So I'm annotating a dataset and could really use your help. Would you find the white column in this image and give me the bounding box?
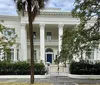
[40,24,45,63]
[93,49,97,60]
[0,49,3,61]
[83,51,86,60]
[97,49,100,60]
[14,45,17,61]
[20,24,27,61]
[58,24,64,53]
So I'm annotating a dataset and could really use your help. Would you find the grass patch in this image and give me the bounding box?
[0,82,52,85]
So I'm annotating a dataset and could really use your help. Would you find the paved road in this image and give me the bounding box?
[0,76,100,85]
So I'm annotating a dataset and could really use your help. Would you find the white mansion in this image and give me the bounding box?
[0,8,100,63]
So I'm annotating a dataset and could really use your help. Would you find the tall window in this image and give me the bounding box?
[4,49,14,61]
[91,51,94,59]
[33,32,36,39]
[17,49,19,60]
[0,48,3,60]
[11,49,14,60]
[46,32,52,40]
[34,50,37,62]
[0,49,1,58]
[86,49,94,59]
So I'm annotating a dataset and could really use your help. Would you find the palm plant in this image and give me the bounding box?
[14,0,48,84]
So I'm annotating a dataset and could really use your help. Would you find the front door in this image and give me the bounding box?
[47,54,52,63]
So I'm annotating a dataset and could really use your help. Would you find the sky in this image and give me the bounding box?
[0,0,75,15]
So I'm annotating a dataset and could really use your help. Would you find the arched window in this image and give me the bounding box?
[45,48,53,52]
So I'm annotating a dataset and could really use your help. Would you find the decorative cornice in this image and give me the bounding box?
[40,12,72,16]
[23,10,72,16]
[0,15,19,21]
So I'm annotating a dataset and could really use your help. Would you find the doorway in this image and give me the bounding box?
[45,48,54,63]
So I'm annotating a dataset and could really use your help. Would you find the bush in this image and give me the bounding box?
[0,61,46,75]
[70,60,100,75]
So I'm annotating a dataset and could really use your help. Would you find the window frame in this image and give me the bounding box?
[46,32,52,40]
[33,32,36,39]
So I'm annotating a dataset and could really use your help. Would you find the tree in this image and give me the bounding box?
[60,25,99,62]
[14,0,48,84]
[72,0,100,57]
[60,27,76,62]
[72,0,100,44]
[0,24,17,61]
[60,27,81,63]
[60,0,100,62]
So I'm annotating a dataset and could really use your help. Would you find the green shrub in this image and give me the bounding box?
[34,63,46,75]
[0,61,46,75]
[70,60,100,75]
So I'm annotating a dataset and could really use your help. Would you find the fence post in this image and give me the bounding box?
[46,62,50,75]
[66,63,70,74]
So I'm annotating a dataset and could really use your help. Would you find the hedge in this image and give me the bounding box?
[70,60,100,75]
[0,61,46,75]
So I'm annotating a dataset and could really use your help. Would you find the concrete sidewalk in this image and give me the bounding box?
[0,75,49,79]
[0,76,100,85]
[0,73,68,79]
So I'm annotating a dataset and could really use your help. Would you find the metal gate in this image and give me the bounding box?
[49,65,67,74]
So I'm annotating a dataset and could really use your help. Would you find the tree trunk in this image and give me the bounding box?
[27,0,34,84]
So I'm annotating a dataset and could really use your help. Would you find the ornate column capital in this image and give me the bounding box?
[58,24,64,28]
[39,23,45,28]
[20,23,26,27]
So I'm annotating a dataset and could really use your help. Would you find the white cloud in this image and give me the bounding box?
[0,0,75,15]
[0,0,17,15]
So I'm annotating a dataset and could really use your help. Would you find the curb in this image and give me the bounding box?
[0,75,49,79]
[68,74,100,79]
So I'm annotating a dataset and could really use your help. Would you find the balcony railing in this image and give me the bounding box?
[28,39,58,42]
[45,39,58,42]
[27,39,58,46]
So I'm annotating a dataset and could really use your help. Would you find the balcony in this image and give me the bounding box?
[45,39,58,46]
[27,39,58,46]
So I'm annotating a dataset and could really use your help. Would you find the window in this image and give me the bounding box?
[11,49,14,60]
[33,32,36,39]
[91,51,94,59]
[17,49,19,60]
[85,49,94,59]
[34,50,37,62]
[46,32,52,40]
[4,49,14,61]
[0,48,3,60]
[0,49,1,58]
